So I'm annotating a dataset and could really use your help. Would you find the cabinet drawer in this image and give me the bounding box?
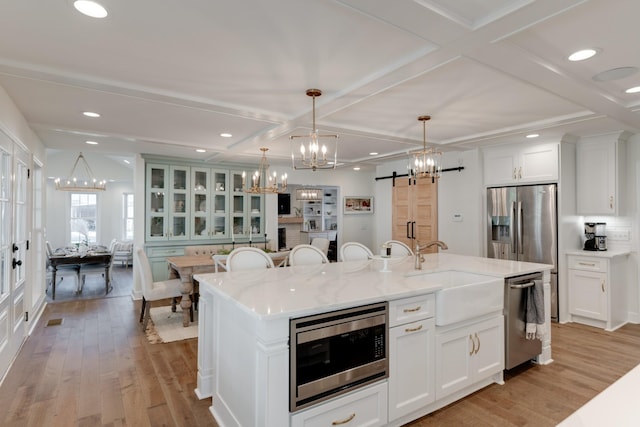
[568,256,607,272]
[389,294,435,327]
[147,246,185,257]
[291,382,387,427]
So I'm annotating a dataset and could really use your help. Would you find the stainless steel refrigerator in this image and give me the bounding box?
[487,184,558,321]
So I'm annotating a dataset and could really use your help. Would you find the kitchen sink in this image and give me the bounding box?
[404,270,503,326]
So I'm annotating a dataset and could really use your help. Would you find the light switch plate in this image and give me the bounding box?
[452,214,463,222]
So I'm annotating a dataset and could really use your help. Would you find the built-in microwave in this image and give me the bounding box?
[289,302,388,412]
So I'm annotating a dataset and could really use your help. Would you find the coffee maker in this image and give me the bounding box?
[583,222,597,250]
[595,222,607,251]
[584,222,607,251]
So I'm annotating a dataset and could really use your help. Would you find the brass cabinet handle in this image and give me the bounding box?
[512,168,517,180]
[332,413,356,425]
[403,306,422,313]
[610,196,614,210]
[474,333,480,355]
[518,166,522,179]
[469,334,475,355]
[601,280,605,293]
[578,262,596,267]
[405,324,423,333]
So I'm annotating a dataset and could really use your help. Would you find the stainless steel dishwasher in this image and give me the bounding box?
[504,272,543,370]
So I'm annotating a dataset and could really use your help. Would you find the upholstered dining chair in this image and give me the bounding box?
[339,242,374,261]
[135,248,189,331]
[226,247,275,272]
[384,240,414,256]
[310,237,330,256]
[289,244,329,266]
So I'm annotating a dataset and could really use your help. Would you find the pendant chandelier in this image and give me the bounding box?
[243,148,287,194]
[54,152,107,192]
[290,89,338,171]
[295,188,322,201]
[411,115,442,182]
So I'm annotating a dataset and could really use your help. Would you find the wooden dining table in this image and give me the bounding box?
[48,252,112,300]
[165,255,216,327]
[165,250,290,327]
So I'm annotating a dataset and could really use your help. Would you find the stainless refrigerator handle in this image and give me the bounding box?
[510,201,516,253]
[518,201,523,255]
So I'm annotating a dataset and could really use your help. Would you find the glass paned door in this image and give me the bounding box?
[212,170,228,239]
[191,167,210,239]
[170,166,189,239]
[146,165,167,240]
[0,139,29,380]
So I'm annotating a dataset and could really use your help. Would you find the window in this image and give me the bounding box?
[70,193,97,244]
[123,193,134,240]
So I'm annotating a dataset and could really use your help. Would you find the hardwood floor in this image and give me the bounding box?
[1,285,639,426]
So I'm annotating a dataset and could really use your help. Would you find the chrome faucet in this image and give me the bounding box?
[414,240,448,270]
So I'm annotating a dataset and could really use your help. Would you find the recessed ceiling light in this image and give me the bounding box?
[593,67,638,82]
[220,133,232,138]
[568,49,597,61]
[369,152,378,156]
[73,1,108,18]
[196,149,206,153]
[353,167,361,171]
[123,159,130,164]
[526,134,539,139]
[82,111,100,118]
[85,140,98,145]
[625,86,640,94]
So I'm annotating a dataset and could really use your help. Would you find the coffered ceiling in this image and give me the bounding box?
[0,0,638,170]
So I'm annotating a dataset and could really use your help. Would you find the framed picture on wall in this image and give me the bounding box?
[344,196,374,214]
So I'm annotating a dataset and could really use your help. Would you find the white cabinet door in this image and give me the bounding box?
[435,323,474,399]
[435,316,504,400]
[388,318,435,421]
[483,149,519,185]
[576,138,618,214]
[568,268,607,321]
[483,143,558,186]
[519,144,559,183]
[469,317,504,382]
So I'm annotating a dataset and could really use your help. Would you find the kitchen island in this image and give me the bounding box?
[194,253,552,427]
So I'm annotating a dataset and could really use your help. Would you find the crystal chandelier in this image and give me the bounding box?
[411,115,442,182]
[290,89,338,171]
[243,148,287,194]
[54,152,107,192]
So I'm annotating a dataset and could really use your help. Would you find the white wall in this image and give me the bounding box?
[374,149,483,256]
[45,151,134,249]
[283,168,377,250]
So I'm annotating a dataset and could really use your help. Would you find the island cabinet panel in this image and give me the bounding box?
[388,295,436,421]
[291,382,388,427]
[435,316,503,400]
[388,317,435,421]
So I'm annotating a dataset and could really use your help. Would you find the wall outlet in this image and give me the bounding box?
[609,230,630,241]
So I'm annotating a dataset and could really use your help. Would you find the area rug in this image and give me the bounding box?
[145,305,198,344]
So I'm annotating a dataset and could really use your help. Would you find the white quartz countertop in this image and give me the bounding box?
[558,362,640,426]
[565,249,631,258]
[194,253,552,320]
